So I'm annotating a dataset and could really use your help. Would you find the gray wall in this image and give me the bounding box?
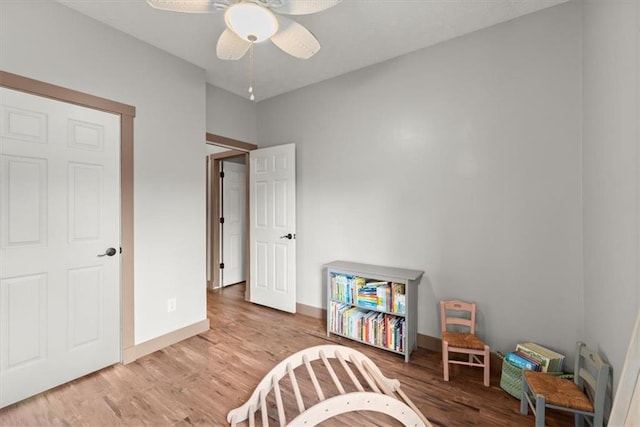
[5,0,637,398]
[258,2,583,360]
[582,0,640,389]
[206,84,258,144]
[0,0,208,345]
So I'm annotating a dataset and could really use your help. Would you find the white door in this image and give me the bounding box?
[0,88,121,407]
[249,143,296,313]
[221,161,246,286]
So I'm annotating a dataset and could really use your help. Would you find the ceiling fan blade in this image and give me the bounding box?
[272,0,341,16]
[216,28,252,60]
[270,16,320,59]
[146,0,228,13]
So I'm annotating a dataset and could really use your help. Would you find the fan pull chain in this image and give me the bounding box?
[248,42,256,102]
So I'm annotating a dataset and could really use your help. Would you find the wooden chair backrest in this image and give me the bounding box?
[574,341,610,415]
[440,300,476,335]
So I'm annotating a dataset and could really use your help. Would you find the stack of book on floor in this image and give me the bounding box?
[504,351,542,371]
[500,342,565,398]
[515,342,565,373]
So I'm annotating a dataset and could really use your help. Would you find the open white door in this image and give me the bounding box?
[0,88,120,407]
[249,143,296,313]
[221,161,246,286]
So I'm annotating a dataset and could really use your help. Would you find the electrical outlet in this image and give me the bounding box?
[167,298,176,313]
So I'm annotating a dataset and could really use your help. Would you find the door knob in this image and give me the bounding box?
[279,233,295,240]
[98,247,117,257]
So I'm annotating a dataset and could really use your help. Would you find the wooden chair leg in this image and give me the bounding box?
[535,394,546,427]
[442,343,449,381]
[575,413,583,427]
[520,376,529,415]
[483,346,490,387]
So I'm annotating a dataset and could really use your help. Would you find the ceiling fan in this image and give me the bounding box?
[146,0,341,61]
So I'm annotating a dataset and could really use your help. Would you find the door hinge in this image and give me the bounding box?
[220,217,225,224]
[219,263,225,269]
[220,171,225,178]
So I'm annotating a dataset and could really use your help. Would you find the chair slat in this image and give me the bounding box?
[248,404,255,427]
[320,350,346,395]
[580,368,597,391]
[303,354,325,401]
[260,389,268,427]
[286,362,306,413]
[336,351,365,392]
[362,360,395,397]
[350,354,381,393]
[272,375,286,427]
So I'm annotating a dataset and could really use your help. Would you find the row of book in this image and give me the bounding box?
[329,302,405,352]
[330,274,363,305]
[506,342,565,372]
[329,273,406,314]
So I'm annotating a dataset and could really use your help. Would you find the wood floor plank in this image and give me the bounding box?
[0,283,573,426]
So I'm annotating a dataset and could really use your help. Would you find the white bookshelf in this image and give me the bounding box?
[324,261,424,362]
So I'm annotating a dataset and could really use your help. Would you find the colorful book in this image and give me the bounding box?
[515,342,565,373]
[391,283,406,314]
[352,276,366,304]
[505,351,540,371]
[357,282,388,309]
[375,283,390,311]
[514,351,541,370]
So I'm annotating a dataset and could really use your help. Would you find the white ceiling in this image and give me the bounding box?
[56,0,569,101]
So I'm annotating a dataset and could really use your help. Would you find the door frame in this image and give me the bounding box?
[206,133,256,299]
[0,70,136,361]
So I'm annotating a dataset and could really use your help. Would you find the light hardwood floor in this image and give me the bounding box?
[0,283,573,426]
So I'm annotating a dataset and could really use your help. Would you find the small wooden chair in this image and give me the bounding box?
[440,300,490,387]
[520,341,610,427]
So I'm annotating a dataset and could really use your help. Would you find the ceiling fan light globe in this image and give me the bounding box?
[225,3,278,43]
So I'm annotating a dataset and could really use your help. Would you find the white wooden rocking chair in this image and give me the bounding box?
[227,344,432,427]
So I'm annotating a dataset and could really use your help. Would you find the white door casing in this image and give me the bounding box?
[221,161,246,286]
[250,143,296,313]
[0,88,121,407]
[609,308,640,426]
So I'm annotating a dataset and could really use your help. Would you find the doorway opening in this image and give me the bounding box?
[205,134,256,296]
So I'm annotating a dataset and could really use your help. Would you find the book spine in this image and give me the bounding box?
[516,344,550,372]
